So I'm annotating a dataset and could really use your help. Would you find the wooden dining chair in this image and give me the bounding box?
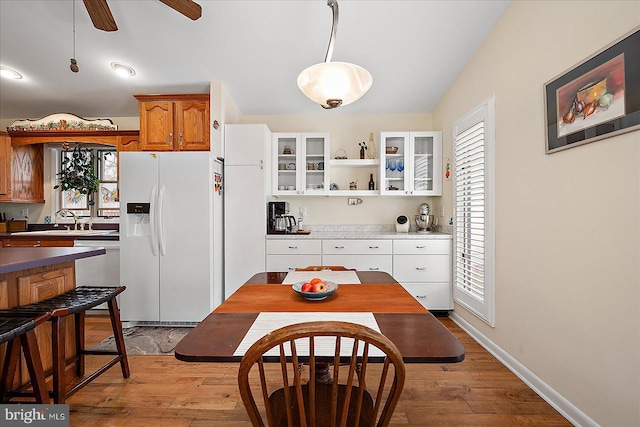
[296,265,356,271]
[238,321,406,427]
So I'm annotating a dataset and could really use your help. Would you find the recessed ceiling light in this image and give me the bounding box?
[110,62,136,78]
[0,65,23,80]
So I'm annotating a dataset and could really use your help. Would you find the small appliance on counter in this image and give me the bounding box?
[395,215,410,232]
[267,201,297,234]
[415,203,437,233]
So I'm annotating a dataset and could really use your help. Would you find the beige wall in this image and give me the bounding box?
[241,113,444,226]
[433,2,639,425]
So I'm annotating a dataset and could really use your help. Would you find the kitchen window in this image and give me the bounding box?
[453,95,495,326]
[56,146,119,219]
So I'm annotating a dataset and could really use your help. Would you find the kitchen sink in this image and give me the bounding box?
[11,229,116,236]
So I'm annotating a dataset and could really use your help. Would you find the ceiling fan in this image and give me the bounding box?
[82,0,202,32]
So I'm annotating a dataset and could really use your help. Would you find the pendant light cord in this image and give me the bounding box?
[324,0,338,63]
[72,0,76,58]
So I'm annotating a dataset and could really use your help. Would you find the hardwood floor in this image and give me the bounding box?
[67,314,572,426]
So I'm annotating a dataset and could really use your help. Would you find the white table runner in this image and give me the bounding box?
[282,271,361,284]
[233,312,383,357]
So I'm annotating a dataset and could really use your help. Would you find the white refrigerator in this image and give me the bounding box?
[119,152,223,325]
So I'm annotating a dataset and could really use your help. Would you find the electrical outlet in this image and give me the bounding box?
[21,208,29,218]
[348,198,358,205]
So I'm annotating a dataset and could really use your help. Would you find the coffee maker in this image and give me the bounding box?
[268,201,295,234]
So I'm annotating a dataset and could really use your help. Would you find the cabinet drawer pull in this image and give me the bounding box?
[334,246,344,249]
[369,246,379,249]
[368,267,379,271]
[288,246,298,249]
[416,295,427,299]
[416,267,427,271]
[288,267,296,271]
[416,245,426,249]
[168,132,173,145]
[178,132,183,146]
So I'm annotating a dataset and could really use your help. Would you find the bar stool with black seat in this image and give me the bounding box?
[0,312,53,403]
[0,286,130,403]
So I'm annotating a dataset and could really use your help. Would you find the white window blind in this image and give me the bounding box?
[453,96,495,326]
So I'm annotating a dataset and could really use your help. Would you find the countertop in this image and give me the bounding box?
[0,247,107,275]
[266,228,452,240]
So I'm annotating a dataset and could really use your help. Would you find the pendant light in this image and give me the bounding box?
[70,0,79,73]
[297,0,372,109]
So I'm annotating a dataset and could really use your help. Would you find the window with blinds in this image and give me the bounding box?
[453,96,495,326]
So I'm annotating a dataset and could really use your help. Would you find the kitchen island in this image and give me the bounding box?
[0,246,106,389]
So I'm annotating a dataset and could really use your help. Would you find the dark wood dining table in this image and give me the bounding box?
[175,271,465,364]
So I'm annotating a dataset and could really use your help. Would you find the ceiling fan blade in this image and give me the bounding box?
[159,0,202,21]
[83,0,118,32]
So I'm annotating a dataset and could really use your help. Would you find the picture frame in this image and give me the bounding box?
[544,26,640,154]
[61,189,88,210]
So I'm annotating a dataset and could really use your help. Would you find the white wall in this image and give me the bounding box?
[242,113,444,226]
[433,2,639,425]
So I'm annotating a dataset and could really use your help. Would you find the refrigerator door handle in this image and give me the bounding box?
[149,186,158,256]
[158,185,167,256]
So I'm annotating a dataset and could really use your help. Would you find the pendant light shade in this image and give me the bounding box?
[298,61,372,109]
[297,0,372,109]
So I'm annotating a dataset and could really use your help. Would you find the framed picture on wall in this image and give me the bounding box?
[544,26,640,154]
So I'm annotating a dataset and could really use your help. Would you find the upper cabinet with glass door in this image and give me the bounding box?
[273,133,330,196]
[379,131,442,196]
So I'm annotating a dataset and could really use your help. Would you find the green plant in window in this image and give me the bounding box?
[54,143,100,195]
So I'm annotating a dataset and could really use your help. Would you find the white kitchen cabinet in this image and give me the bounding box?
[393,238,452,310]
[272,133,330,196]
[266,239,322,272]
[379,131,442,196]
[321,239,392,273]
[225,124,271,299]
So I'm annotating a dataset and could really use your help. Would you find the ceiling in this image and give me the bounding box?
[0,0,510,122]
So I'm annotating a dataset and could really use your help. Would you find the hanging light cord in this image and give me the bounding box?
[72,0,76,58]
[324,0,338,63]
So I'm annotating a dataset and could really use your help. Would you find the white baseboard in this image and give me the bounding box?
[449,312,598,427]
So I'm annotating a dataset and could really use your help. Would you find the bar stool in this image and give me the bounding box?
[0,312,52,403]
[1,286,130,403]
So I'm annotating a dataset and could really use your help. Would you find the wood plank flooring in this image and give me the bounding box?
[67,314,572,426]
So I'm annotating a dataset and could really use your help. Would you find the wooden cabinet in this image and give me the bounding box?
[0,136,44,203]
[379,131,442,196]
[1,238,74,248]
[135,94,210,152]
[272,133,330,195]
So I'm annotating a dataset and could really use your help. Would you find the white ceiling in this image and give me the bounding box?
[0,0,510,121]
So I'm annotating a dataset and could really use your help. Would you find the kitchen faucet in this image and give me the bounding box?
[55,209,79,230]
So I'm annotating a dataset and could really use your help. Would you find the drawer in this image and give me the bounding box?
[393,254,450,282]
[266,254,322,272]
[400,282,452,310]
[322,239,392,255]
[322,254,393,274]
[393,239,451,255]
[266,239,322,255]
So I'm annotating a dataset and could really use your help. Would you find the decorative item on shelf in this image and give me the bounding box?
[349,180,358,190]
[367,132,376,159]
[296,0,372,109]
[386,146,398,154]
[358,141,367,159]
[368,173,375,190]
[7,113,117,131]
[283,145,292,154]
[330,183,339,190]
[334,149,347,159]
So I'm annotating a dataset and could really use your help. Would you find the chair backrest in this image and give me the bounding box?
[296,266,356,271]
[238,321,406,427]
